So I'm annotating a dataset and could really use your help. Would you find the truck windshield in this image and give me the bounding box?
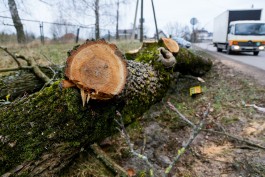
[235,23,265,35]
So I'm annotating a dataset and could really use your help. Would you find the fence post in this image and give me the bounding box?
[76,27,80,43]
[39,22,44,45]
[108,30,111,41]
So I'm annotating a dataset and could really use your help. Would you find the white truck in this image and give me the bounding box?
[213,9,265,56]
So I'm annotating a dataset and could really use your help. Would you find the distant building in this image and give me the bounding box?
[196,28,213,42]
[60,33,76,42]
[154,30,167,39]
[118,29,137,39]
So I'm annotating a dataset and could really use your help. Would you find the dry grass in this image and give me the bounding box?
[0,40,141,69]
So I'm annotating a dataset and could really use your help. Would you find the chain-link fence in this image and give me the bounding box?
[0,15,121,45]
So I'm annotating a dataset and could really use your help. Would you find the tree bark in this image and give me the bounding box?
[95,0,100,39]
[0,41,173,176]
[125,40,212,76]
[115,0,120,40]
[8,0,26,44]
[0,66,62,100]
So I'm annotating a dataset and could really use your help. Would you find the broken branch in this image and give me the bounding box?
[90,143,127,176]
[204,129,265,150]
[164,102,211,176]
[115,111,155,177]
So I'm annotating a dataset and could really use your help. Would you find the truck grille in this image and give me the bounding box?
[238,41,260,47]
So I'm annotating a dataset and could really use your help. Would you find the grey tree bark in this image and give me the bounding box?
[8,0,26,44]
[95,0,100,39]
[115,0,119,40]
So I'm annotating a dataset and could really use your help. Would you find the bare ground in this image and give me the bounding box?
[64,49,265,177]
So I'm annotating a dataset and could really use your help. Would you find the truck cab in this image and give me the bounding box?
[227,21,265,55]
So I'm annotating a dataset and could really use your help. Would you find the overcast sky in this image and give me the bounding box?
[0,0,265,38]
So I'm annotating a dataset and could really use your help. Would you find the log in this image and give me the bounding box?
[0,66,63,100]
[0,39,212,176]
[0,40,172,176]
[125,39,212,76]
[0,39,212,101]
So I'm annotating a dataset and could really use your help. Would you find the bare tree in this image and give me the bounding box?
[181,25,191,40]
[115,0,120,40]
[164,22,191,40]
[114,0,130,40]
[94,0,100,39]
[50,14,75,41]
[61,0,101,39]
[7,0,26,43]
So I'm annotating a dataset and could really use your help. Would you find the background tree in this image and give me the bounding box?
[50,15,75,41]
[165,22,191,40]
[66,0,101,39]
[114,0,129,40]
[7,0,26,43]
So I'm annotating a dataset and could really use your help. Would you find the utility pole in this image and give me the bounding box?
[140,0,144,42]
[151,0,159,41]
[39,22,44,45]
[131,0,139,40]
[76,27,80,43]
[116,0,120,40]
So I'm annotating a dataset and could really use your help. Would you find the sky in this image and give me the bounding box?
[0,0,265,38]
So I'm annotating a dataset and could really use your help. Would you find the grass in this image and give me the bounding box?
[0,40,142,67]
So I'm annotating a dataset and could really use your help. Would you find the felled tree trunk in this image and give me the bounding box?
[0,39,212,101]
[0,66,62,100]
[125,38,212,76]
[0,39,212,176]
[0,40,172,176]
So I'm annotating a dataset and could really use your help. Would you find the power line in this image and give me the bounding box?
[0,15,94,29]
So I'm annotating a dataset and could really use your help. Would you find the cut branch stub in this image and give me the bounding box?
[161,37,179,54]
[64,40,127,105]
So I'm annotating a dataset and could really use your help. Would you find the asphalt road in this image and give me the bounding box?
[194,42,265,85]
[195,42,265,71]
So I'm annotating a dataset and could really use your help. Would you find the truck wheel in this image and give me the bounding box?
[217,48,222,52]
[226,46,232,55]
[253,51,259,56]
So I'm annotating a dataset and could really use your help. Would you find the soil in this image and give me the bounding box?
[64,49,265,177]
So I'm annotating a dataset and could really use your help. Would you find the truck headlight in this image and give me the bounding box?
[234,45,240,50]
[259,46,265,50]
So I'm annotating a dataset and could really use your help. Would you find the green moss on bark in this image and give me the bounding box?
[0,59,170,175]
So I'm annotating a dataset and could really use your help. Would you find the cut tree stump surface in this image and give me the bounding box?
[65,40,127,100]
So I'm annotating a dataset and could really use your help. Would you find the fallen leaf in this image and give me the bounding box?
[127,168,136,177]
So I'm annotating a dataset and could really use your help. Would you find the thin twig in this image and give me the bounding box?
[0,46,22,68]
[115,111,154,177]
[179,74,205,83]
[0,66,32,72]
[40,52,56,65]
[164,102,211,177]
[141,133,147,154]
[40,66,56,90]
[0,47,52,86]
[90,143,128,176]
[167,101,196,128]
[204,129,265,150]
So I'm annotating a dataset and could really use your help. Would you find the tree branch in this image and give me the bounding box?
[90,143,128,176]
[115,111,155,177]
[0,46,22,68]
[164,102,211,176]
[0,47,53,85]
[204,129,265,150]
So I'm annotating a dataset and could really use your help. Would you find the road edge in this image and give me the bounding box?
[194,44,265,86]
